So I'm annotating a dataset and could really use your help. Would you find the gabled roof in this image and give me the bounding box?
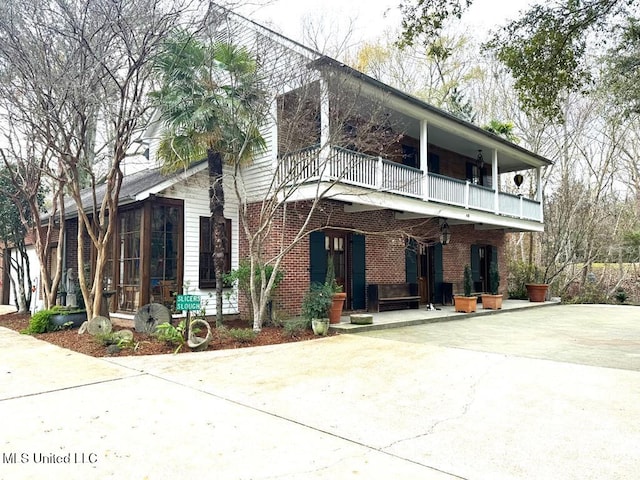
[310,56,553,168]
[214,4,552,169]
[63,161,207,217]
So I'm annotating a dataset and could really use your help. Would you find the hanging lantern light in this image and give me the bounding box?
[514,173,524,188]
[476,149,484,170]
[440,220,451,245]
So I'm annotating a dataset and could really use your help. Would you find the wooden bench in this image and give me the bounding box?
[367,283,420,312]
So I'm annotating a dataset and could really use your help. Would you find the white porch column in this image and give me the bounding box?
[492,149,499,214]
[420,119,429,200]
[536,166,544,222]
[319,77,330,179]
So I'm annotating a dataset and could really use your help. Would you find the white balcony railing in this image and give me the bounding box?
[278,145,542,222]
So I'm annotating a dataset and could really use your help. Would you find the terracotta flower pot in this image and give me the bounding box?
[526,283,549,302]
[454,295,477,313]
[481,294,503,310]
[329,292,346,324]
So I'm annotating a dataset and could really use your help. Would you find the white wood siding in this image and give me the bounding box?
[158,168,240,316]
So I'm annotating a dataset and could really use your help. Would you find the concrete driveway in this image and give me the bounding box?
[1,304,639,479]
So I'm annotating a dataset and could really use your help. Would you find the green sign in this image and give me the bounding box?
[176,294,201,311]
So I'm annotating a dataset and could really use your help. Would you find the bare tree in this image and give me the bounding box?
[301,13,358,60]
[0,0,202,319]
[0,2,74,310]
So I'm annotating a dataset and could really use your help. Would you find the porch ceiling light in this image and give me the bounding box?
[476,149,484,170]
[440,220,451,245]
[514,173,524,188]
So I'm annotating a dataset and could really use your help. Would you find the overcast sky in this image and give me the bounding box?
[238,0,536,46]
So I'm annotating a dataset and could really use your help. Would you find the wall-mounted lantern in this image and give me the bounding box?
[440,220,451,245]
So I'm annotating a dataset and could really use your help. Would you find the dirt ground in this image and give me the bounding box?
[0,312,329,357]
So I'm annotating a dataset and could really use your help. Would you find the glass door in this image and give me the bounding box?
[150,204,180,308]
[118,209,141,312]
[325,233,346,289]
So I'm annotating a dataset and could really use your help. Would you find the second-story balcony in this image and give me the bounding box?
[278,144,543,224]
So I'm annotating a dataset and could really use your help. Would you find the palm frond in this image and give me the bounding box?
[151,30,267,171]
[157,133,207,173]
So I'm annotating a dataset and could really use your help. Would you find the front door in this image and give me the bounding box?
[325,232,346,291]
[309,231,366,310]
[471,244,496,292]
[418,244,435,304]
[407,240,443,304]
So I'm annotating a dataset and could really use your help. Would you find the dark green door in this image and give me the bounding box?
[470,244,494,292]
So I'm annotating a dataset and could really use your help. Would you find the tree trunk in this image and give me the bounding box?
[209,149,225,327]
[77,218,94,320]
[9,245,29,313]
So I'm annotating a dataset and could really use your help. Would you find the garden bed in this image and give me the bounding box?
[0,312,330,357]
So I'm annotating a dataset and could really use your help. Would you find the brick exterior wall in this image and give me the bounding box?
[441,224,506,293]
[239,200,507,318]
[62,218,93,276]
[64,218,79,273]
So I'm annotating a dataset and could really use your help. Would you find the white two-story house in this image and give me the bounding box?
[14,6,551,318]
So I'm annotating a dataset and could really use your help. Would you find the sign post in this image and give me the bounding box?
[175,295,201,341]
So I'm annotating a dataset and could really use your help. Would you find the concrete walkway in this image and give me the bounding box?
[330,298,559,332]
[1,303,640,479]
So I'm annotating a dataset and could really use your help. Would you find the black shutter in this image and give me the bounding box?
[470,244,480,283]
[434,243,443,303]
[309,231,327,285]
[352,234,366,310]
[405,239,418,283]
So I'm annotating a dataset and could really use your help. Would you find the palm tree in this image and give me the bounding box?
[151,31,266,326]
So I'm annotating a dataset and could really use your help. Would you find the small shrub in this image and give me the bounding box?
[564,282,609,304]
[615,288,628,304]
[283,318,309,338]
[224,259,285,294]
[50,305,86,315]
[226,328,257,343]
[463,264,473,297]
[301,282,333,320]
[93,332,134,349]
[267,308,287,328]
[94,332,118,347]
[489,262,500,295]
[155,321,186,353]
[21,309,56,334]
[53,321,75,331]
[224,260,285,323]
[508,261,542,299]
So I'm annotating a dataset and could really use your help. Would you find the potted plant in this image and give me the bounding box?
[326,254,346,324]
[301,282,333,335]
[524,264,549,302]
[454,264,477,313]
[49,306,88,328]
[526,282,549,302]
[481,262,503,309]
